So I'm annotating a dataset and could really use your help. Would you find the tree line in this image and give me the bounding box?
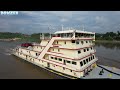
[0,31,120,41]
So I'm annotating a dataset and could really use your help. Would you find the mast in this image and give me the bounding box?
[82,25,85,31]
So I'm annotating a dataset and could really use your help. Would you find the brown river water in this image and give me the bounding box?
[0,41,120,79]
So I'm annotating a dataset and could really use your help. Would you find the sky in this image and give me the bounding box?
[0,11,120,34]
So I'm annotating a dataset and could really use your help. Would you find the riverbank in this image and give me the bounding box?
[0,37,40,43]
[95,40,120,43]
[0,38,21,41]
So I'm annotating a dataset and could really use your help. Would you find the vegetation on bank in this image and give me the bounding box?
[0,32,51,42]
[0,31,120,42]
[95,31,120,41]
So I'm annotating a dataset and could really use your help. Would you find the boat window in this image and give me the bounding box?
[83,60,86,65]
[93,55,94,59]
[87,48,89,51]
[58,34,60,37]
[57,41,58,44]
[66,60,71,63]
[53,49,54,51]
[91,47,93,50]
[80,61,83,66]
[76,41,79,44]
[91,56,92,60]
[55,57,57,60]
[86,41,88,43]
[72,40,75,43]
[89,57,91,61]
[51,57,54,59]
[72,61,77,65]
[78,50,81,54]
[84,49,86,52]
[36,53,38,56]
[58,49,60,52]
[64,41,66,44]
[58,58,62,61]
[64,60,66,65]
[86,59,89,63]
[81,41,84,44]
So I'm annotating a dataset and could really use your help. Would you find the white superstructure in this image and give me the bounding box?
[13,29,98,78]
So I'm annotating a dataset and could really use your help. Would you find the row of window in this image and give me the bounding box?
[72,40,93,45]
[52,48,60,52]
[80,55,95,67]
[50,57,77,65]
[78,47,93,54]
[33,46,43,49]
[55,40,93,45]
[52,47,93,54]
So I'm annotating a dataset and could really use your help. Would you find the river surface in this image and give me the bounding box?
[0,41,120,79]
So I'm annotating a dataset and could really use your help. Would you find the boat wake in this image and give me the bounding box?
[0,47,13,56]
[3,53,11,56]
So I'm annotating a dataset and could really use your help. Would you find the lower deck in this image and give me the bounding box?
[13,49,97,78]
[12,50,120,79]
[81,65,120,79]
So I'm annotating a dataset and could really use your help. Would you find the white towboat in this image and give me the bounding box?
[12,28,120,79]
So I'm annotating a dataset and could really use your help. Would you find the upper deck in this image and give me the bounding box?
[40,29,95,41]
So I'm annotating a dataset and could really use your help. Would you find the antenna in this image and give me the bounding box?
[82,25,85,31]
[48,25,51,39]
[69,27,70,30]
[62,24,63,31]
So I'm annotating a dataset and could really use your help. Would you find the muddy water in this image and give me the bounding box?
[0,41,63,79]
[0,41,120,79]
